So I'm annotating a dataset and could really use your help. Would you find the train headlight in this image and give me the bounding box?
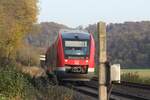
[65,59,68,62]
[86,60,88,63]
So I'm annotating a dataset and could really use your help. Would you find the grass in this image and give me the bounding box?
[0,59,89,100]
[121,69,150,84]
[121,69,150,78]
[0,64,36,100]
[0,63,75,100]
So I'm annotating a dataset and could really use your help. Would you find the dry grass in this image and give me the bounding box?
[16,64,46,78]
[121,69,150,78]
[121,69,150,84]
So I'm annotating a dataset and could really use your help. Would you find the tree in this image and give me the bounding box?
[85,21,150,68]
[0,0,38,61]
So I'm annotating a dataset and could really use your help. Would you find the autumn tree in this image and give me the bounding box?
[85,21,150,68]
[0,0,38,62]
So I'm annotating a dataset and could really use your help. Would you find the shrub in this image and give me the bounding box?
[30,76,74,100]
[45,86,73,100]
[16,45,40,66]
[0,94,8,100]
[0,62,84,100]
[0,65,35,100]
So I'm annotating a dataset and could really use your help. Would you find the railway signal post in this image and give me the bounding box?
[98,22,107,100]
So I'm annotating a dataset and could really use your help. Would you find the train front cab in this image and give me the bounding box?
[56,32,95,81]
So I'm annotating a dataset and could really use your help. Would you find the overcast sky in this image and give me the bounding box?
[38,0,150,28]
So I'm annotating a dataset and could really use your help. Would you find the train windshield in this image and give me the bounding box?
[64,40,89,57]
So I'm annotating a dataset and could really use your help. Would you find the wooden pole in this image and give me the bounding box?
[98,22,107,100]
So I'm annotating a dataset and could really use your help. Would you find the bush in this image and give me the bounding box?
[0,94,8,100]
[0,65,35,100]
[44,86,73,100]
[0,62,82,100]
[16,45,40,66]
[29,76,74,100]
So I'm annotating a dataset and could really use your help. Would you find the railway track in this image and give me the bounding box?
[111,91,150,100]
[115,81,150,90]
[63,80,150,100]
[111,81,150,100]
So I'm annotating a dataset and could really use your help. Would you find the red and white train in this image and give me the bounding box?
[45,30,95,81]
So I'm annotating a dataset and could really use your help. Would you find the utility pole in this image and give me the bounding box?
[98,22,107,100]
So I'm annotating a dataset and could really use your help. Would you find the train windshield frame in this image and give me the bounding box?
[63,39,90,58]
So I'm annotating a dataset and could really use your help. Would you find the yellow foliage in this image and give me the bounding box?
[0,0,38,59]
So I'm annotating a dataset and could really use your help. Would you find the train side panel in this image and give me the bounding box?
[88,34,95,72]
[56,33,65,68]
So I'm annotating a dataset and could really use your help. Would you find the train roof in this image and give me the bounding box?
[59,29,88,34]
[60,29,90,40]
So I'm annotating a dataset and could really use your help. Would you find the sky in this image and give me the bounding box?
[38,0,150,28]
